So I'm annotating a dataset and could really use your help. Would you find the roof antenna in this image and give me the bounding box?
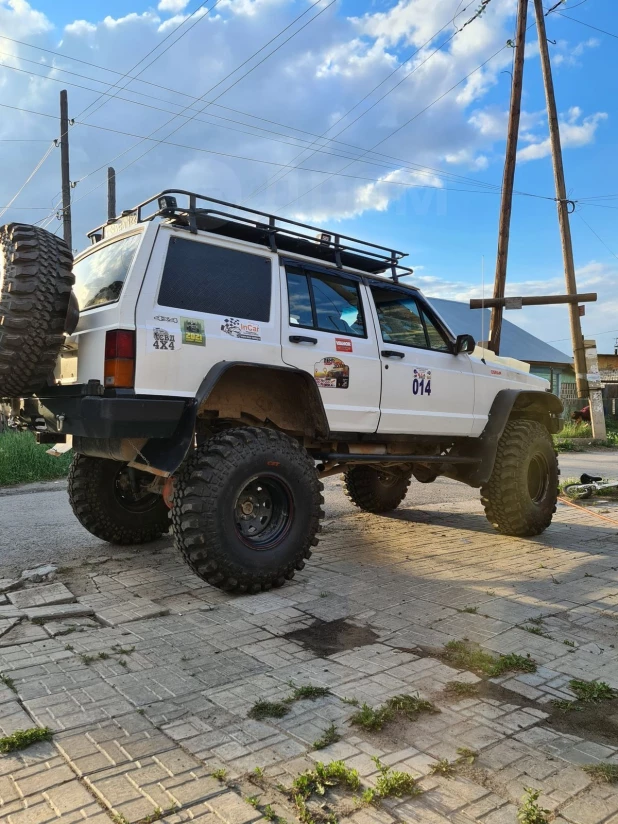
[480,255,486,364]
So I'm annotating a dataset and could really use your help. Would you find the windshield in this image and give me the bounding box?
[73,233,141,310]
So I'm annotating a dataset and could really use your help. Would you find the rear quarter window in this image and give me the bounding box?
[73,233,141,310]
[158,237,272,321]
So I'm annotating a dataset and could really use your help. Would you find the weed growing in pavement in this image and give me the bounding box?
[111,645,135,655]
[246,796,261,808]
[341,697,359,706]
[522,626,553,639]
[118,659,128,668]
[486,590,496,596]
[248,701,291,720]
[291,760,360,824]
[290,684,331,701]
[386,693,439,719]
[253,766,265,778]
[569,679,618,702]
[263,804,278,821]
[212,768,227,781]
[430,758,455,777]
[517,788,549,824]
[350,693,438,732]
[0,727,53,753]
[320,592,328,598]
[442,640,536,678]
[0,672,16,692]
[583,763,618,784]
[313,723,340,750]
[460,606,478,614]
[444,681,478,697]
[64,644,74,652]
[563,639,576,647]
[350,703,394,731]
[370,756,421,800]
[456,747,478,764]
[78,652,111,665]
[111,814,130,824]
[30,617,45,626]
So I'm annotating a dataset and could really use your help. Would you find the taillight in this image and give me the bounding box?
[104,329,135,388]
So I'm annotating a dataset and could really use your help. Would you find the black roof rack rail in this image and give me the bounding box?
[87,189,413,281]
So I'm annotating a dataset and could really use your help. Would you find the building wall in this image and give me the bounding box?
[599,354,618,384]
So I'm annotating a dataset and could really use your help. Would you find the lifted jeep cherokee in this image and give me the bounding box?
[0,190,563,592]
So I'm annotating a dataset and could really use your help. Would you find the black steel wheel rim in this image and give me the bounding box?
[114,467,161,513]
[527,454,550,504]
[234,474,293,549]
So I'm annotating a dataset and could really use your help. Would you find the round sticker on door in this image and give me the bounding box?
[314,357,350,389]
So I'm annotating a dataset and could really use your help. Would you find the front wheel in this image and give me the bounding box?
[171,427,324,593]
[68,455,170,544]
[481,420,558,537]
[344,465,412,513]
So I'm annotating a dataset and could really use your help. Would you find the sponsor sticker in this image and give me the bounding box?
[221,317,261,341]
[152,327,177,351]
[181,317,205,346]
[412,367,431,396]
[335,337,353,353]
[490,369,502,376]
[154,315,179,324]
[314,357,350,389]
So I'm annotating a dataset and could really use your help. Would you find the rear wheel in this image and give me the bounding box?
[344,465,412,513]
[171,427,324,592]
[68,455,169,544]
[481,420,558,537]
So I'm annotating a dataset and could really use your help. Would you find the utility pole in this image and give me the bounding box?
[59,90,72,250]
[488,0,527,355]
[532,0,587,399]
[107,167,116,221]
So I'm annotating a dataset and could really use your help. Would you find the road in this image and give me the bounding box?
[1,450,617,577]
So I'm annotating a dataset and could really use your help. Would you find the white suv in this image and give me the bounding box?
[0,191,563,593]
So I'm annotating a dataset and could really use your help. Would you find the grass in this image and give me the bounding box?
[0,726,53,753]
[290,685,331,701]
[444,681,478,697]
[517,788,549,824]
[253,766,265,778]
[0,672,16,693]
[248,701,291,720]
[313,723,340,750]
[569,679,618,702]
[0,431,72,486]
[442,640,536,678]
[554,419,618,451]
[212,768,227,781]
[291,760,361,824]
[456,747,478,764]
[370,756,420,800]
[430,758,455,777]
[583,763,618,784]
[521,625,553,639]
[459,606,478,614]
[350,693,438,732]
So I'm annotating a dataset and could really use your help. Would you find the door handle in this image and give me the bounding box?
[289,335,318,345]
[381,349,405,359]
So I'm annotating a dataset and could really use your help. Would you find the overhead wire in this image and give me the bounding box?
[0,141,55,221]
[576,211,618,260]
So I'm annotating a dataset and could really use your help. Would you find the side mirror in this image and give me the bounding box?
[454,333,476,355]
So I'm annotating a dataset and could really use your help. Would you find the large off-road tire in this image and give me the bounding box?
[481,420,558,537]
[172,427,324,593]
[344,465,412,513]
[0,224,74,398]
[68,455,170,544]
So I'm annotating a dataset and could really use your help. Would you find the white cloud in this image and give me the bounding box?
[554,37,600,67]
[517,109,607,162]
[157,0,189,13]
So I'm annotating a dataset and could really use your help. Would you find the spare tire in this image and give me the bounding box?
[0,223,74,398]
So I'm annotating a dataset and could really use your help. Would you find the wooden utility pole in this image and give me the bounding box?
[107,167,116,221]
[488,0,527,355]
[59,90,72,250]
[532,0,588,398]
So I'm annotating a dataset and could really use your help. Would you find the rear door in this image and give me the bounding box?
[368,284,475,436]
[280,262,381,433]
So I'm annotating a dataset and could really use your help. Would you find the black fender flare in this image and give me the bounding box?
[453,389,563,487]
[132,361,328,475]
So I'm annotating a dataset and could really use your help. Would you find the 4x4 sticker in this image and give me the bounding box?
[412,367,431,396]
[153,327,176,351]
[314,357,349,389]
[335,338,353,353]
[181,317,205,346]
[221,317,261,341]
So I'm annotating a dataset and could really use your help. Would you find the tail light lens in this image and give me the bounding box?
[104,329,135,388]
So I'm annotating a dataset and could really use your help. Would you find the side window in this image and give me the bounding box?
[371,286,451,351]
[158,237,271,321]
[286,266,366,337]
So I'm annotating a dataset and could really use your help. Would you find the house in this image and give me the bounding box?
[428,297,575,400]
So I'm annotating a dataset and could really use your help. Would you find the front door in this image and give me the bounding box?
[368,284,475,436]
[280,263,381,433]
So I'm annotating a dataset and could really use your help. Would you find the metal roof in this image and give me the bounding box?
[428,297,573,366]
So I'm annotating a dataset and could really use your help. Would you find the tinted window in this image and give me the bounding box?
[159,237,271,321]
[286,266,365,337]
[73,233,141,310]
[372,287,426,347]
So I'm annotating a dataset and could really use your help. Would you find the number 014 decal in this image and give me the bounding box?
[412,368,431,396]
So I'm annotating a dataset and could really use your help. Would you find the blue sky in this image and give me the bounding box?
[1,0,616,354]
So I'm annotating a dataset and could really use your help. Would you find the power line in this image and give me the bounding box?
[549,328,618,343]
[0,142,55,221]
[576,211,618,260]
[555,10,618,40]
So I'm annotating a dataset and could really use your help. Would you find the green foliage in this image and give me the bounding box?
[350,702,394,731]
[212,768,227,781]
[430,758,455,777]
[569,679,618,703]
[313,723,340,750]
[246,796,261,808]
[111,814,130,824]
[460,606,478,614]
[386,693,439,718]
[0,672,16,692]
[292,760,361,802]
[583,763,618,784]
[291,684,331,701]
[563,639,576,647]
[517,788,549,824]
[522,625,552,639]
[444,681,478,697]
[0,431,72,486]
[371,756,420,799]
[263,804,277,821]
[248,700,291,720]
[350,693,438,731]
[253,766,265,777]
[456,747,478,764]
[111,645,135,655]
[341,697,359,706]
[442,640,536,677]
[0,726,53,753]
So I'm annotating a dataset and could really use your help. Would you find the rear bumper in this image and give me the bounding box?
[37,385,187,439]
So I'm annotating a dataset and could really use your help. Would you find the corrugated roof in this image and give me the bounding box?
[428,297,573,366]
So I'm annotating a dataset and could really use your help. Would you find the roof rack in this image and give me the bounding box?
[87,189,413,281]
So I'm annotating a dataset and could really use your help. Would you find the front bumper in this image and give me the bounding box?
[35,385,187,439]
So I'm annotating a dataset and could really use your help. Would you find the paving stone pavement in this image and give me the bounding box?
[2,497,618,822]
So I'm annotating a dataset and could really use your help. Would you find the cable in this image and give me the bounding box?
[0,142,55,220]
[549,328,618,343]
[246,3,474,204]
[554,11,618,40]
[0,138,50,142]
[576,212,618,260]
